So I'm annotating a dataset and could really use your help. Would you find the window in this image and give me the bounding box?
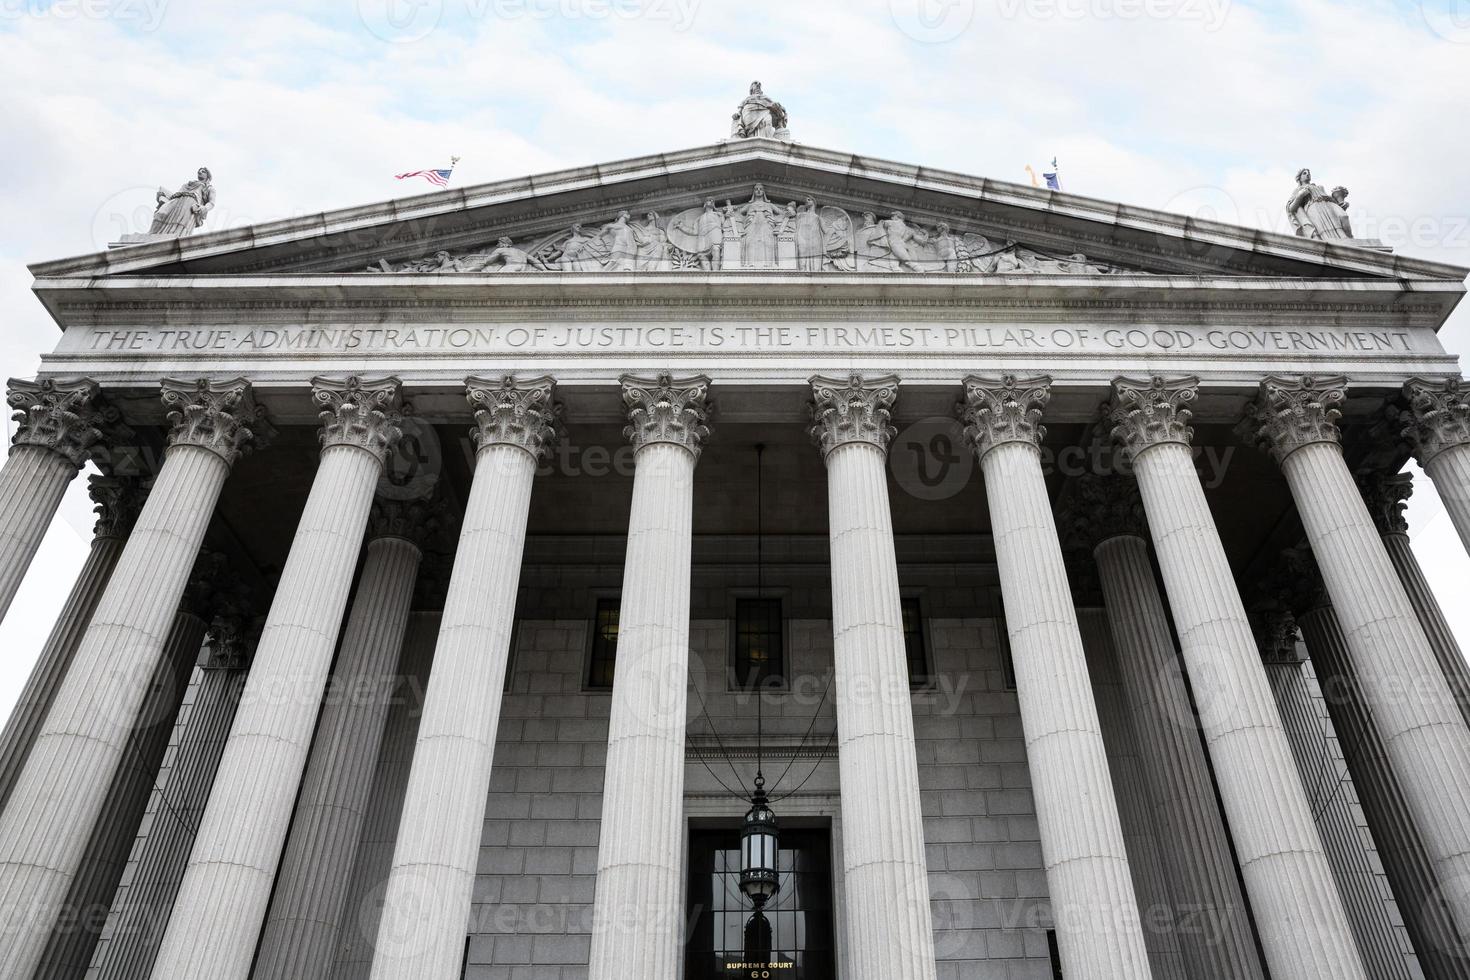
[587,598,620,689]
[901,597,929,685]
[733,597,784,689]
[1047,929,1064,977]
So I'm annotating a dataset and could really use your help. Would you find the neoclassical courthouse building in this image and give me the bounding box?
[2,90,1470,980]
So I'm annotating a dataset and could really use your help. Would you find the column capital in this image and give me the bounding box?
[87,474,148,541]
[1356,469,1413,537]
[465,375,561,461]
[809,373,897,457]
[203,602,259,671]
[622,372,712,456]
[1275,544,1332,617]
[161,377,270,466]
[1107,375,1198,461]
[6,377,104,469]
[1243,375,1346,464]
[1058,474,1148,551]
[367,496,444,550]
[1401,376,1470,466]
[313,376,404,461]
[958,374,1050,459]
[1253,604,1305,666]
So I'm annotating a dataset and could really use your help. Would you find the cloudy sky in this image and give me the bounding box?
[1,0,1468,721]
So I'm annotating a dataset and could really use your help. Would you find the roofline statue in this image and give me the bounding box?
[730,81,790,141]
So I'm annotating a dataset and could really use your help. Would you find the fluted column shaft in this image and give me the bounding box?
[0,533,124,813]
[35,608,206,980]
[1423,445,1470,554]
[588,439,698,980]
[1298,603,1470,978]
[822,438,938,980]
[1280,441,1470,929]
[1093,533,1265,979]
[0,443,234,976]
[370,445,538,979]
[1128,439,1367,979]
[253,532,423,980]
[1076,606,1187,980]
[330,612,439,980]
[1260,646,1419,980]
[1380,532,1470,728]
[88,660,251,980]
[0,446,81,621]
[151,438,390,980]
[982,441,1149,978]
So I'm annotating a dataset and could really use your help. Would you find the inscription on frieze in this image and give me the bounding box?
[75,323,1422,357]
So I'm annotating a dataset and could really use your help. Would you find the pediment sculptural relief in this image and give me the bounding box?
[363,185,1139,276]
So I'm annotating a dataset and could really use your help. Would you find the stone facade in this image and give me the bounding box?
[0,133,1466,980]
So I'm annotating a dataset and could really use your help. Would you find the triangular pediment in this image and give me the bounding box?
[28,139,1470,283]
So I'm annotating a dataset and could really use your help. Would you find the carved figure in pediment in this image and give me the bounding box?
[633,212,672,271]
[601,211,638,271]
[854,211,894,272]
[740,184,781,268]
[821,207,855,271]
[793,198,825,271]
[880,212,929,272]
[458,237,550,273]
[666,200,725,270]
[1286,167,1353,241]
[557,224,607,271]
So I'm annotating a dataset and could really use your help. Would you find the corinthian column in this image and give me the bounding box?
[36,551,236,980]
[370,376,558,980]
[1279,546,1470,978]
[960,375,1150,980]
[1402,377,1470,554]
[1108,375,1367,980]
[0,378,264,979]
[1062,475,1265,980]
[88,605,259,980]
[253,496,437,980]
[0,475,145,812]
[586,374,709,980]
[808,375,937,980]
[1073,602,1187,980]
[1359,468,1470,727]
[1245,375,1470,935]
[1253,605,1421,980]
[150,377,404,980]
[0,378,104,621]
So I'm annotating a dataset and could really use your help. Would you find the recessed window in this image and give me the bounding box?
[1047,929,1064,977]
[587,598,620,690]
[901,597,930,686]
[734,597,784,689]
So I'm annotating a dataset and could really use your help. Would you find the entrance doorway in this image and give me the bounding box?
[685,827,836,979]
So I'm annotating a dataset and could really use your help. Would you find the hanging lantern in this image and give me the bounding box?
[739,779,780,907]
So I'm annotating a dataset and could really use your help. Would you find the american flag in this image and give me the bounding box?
[395,168,453,187]
[395,157,459,187]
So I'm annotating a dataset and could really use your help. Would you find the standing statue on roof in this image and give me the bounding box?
[730,81,790,140]
[149,167,215,238]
